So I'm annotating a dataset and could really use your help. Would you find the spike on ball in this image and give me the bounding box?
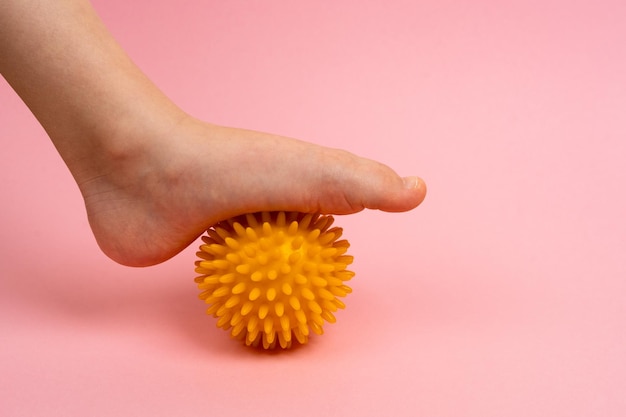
[195,211,355,349]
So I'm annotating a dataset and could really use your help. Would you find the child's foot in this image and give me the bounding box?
[77,116,426,266]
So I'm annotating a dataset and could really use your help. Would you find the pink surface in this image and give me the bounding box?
[1,0,625,416]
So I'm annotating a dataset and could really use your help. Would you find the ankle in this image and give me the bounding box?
[73,107,188,186]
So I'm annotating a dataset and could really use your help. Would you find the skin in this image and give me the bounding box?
[0,0,426,267]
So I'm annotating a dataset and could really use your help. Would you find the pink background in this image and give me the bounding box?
[1,0,625,415]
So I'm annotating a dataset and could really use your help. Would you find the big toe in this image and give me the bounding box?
[350,162,426,212]
[310,150,427,214]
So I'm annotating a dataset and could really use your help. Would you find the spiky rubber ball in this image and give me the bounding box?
[195,211,354,349]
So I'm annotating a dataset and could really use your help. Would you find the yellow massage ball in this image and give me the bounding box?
[195,211,354,349]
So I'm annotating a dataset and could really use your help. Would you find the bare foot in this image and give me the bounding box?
[78,116,426,266]
[0,1,425,267]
